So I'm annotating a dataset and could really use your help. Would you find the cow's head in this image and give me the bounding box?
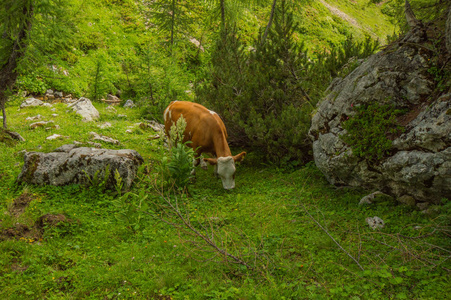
[204,152,246,189]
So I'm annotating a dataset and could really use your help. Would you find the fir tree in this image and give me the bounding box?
[0,0,33,129]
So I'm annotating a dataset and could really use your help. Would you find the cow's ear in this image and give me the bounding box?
[204,158,218,165]
[233,152,246,162]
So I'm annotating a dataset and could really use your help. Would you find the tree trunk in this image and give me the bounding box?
[170,0,176,54]
[0,3,34,129]
[261,0,277,46]
[404,0,421,28]
[446,4,451,54]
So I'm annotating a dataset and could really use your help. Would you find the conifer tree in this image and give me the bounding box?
[0,0,33,129]
[149,0,200,54]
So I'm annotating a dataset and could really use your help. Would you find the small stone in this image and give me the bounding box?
[90,132,120,145]
[366,216,385,230]
[46,134,69,140]
[26,115,41,121]
[98,122,112,129]
[359,191,393,206]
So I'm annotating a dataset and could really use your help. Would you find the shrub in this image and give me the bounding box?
[157,116,195,191]
[197,1,315,165]
[341,103,406,163]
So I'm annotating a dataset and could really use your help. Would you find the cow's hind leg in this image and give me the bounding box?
[200,155,208,170]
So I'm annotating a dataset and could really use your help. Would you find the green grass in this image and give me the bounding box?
[1,98,450,299]
[295,0,394,55]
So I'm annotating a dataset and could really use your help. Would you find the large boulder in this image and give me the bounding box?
[309,26,450,204]
[17,144,144,190]
[67,97,99,121]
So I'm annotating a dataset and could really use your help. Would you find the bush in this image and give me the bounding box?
[341,103,406,163]
[197,1,316,165]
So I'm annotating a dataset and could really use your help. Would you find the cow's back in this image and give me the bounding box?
[164,101,227,155]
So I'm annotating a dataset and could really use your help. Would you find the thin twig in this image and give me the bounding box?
[299,201,365,271]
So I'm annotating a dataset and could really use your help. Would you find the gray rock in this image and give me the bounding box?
[106,106,117,113]
[366,216,385,230]
[107,94,120,102]
[20,98,44,108]
[67,97,99,122]
[26,115,41,121]
[30,121,54,129]
[98,122,112,129]
[123,99,135,108]
[17,145,143,190]
[144,120,165,132]
[359,191,394,206]
[46,134,69,140]
[90,132,120,145]
[309,27,450,204]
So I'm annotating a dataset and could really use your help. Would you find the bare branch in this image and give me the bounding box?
[299,201,365,271]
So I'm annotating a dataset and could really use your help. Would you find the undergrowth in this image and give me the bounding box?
[0,101,449,299]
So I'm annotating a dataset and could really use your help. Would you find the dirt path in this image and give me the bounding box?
[319,0,361,29]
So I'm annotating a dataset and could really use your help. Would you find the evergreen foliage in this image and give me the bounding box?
[196,0,380,164]
[341,103,406,163]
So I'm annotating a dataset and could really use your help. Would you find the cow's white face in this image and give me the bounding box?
[216,156,236,190]
[204,152,246,189]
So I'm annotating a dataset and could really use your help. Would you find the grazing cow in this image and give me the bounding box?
[164,101,246,189]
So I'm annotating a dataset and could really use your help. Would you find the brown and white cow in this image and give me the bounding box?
[163,101,246,189]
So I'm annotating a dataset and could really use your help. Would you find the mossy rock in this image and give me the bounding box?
[0,129,17,147]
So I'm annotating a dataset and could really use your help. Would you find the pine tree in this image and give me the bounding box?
[0,0,33,129]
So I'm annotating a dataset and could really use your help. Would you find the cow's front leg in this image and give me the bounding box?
[191,157,200,175]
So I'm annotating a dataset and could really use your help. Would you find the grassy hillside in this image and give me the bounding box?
[295,0,394,53]
[1,100,449,299]
[10,0,395,101]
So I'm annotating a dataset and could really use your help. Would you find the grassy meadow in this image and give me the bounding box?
[0,98,450,299]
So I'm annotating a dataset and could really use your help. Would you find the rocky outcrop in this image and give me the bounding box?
[17,144,143,190]
[67,97,99,121]
[309,25,450,204]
